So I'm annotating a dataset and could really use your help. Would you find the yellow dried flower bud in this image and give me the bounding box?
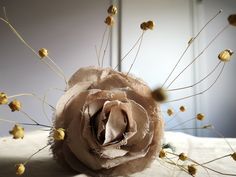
[140,22,148,31]
[38,48,48,58]
[9,125,24,139]
[167,108,174,116]
[0,92,8,105]
[15,163,25,176]
[151,87,168,102]
[218,49,234,62]
[107,5,117,15]
[53,128,65,141]
[8,99,22,112]
[196,113,205,121]
[179,153,188,161]
[179,105,186,112]
[228,14,236,26]
[188,164,197,176]
[159,149,166,159]
[146,20,155,30]
[231,152,236,161]
[105,16,114,26]
[188,37,194,45]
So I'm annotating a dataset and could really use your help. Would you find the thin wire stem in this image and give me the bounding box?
[165,63,225,103]
[101,28,112,67]
[23,144,49,165]
[168,117,195,130]
[126,31,145,75]
[211,127,235,152]
[98,26,108,66]
[20,110,40,125]
[0,118,51,128]
[95,45,100,65]
[166,25,229,89]
[201,154,231,165]
[8,93,55,110]
[3,7,8,21]
[167,61,222,92]
[114,33,143,70]
[166,111,180,125]
[42,87,64,125]
[47,55,68,86]
[169,125,212,131]
[161,9,222,88]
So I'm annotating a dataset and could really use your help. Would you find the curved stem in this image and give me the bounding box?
[23,144,49,165]
[101,28,112,67]
[166,25,228,89]
[165,63,225,103]
[168,61,222,92]
[126,31,145,75]
[114,33,143,70]
[161,9,222,88]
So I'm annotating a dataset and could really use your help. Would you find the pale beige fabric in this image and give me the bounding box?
[1,131,236,177]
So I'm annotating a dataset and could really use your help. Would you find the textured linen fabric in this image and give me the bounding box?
[0,131,236,177]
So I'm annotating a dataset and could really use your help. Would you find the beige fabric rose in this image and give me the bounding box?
[51,66,163,177]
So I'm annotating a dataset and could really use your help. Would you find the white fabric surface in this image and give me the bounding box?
[0,131,236,177]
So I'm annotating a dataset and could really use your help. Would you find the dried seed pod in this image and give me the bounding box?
[179,153,188,161]
[38,48,48,58]
[146,20,155,30]
[218,49,234,62]
[0,92,8,105]
[105,16,114,26]
[228,14,236,26]
[107,5,117,15]
[188,164,197,176]
[159,149,166,159]
[8,99,22,112]
[9,125,24,139]
[231,152,236,161]
[179,105,186,112]
[151,87,168,102]
[140,22,148,31]
[196,113,205,121]
[53,128,65,141]
[167,108,174,116]
[15,164,25,176]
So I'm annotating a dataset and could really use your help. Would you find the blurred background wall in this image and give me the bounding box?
[0,0,236,137]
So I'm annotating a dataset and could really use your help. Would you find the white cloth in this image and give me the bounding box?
[0,131,236,177]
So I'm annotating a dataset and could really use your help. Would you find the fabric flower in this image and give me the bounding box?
[51,66,163,177]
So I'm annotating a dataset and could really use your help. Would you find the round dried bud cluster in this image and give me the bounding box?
[107,5,117,15]
[151,87,168,102]
[15,164,25,176]
[159,149,166,159]
[8,99,22,112]
[196,113,205,121]
[38,48,48,58]
[231,152,236,161]
[52,66,163,177]
[179,153,188,161]
[167,108,174,116]
[0,92,8,105]
[140,20,155,31]
[228,14,236,26]
[179,105,186,112]
[53,128,65,141]
[188,164,197,176]
[105,16,114,26]
[9,125,24,139]
[218,49,234,62]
